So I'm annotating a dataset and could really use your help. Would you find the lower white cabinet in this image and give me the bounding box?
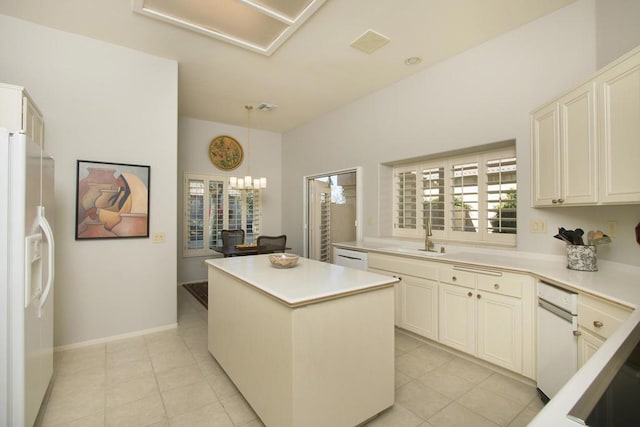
[577,293,632,367]
[369,252,535,379]
[438,264,534,377]
[438,282,475,354]
[401,275,438,340]
[577,327,604,368]
[476,290,522,373]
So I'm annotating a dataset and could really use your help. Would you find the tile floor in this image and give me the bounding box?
[40,286,543,426]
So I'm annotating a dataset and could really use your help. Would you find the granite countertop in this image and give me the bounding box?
[333,239,640,426]
[205,254,398,307]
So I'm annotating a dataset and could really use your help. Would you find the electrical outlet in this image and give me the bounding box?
[530,219,547,233]
[607,221,618,238]
[152,232,166,243]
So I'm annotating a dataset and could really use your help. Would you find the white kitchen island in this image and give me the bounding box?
[205,255,398,427]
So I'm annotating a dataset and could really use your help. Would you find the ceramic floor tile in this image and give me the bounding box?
[395,332,424,353]
[106,336,146,354]
[396,380,452,420]
[408,344,454,366]
[41,388,105,426]
[457,387,525,426]
[146,335,188,356]
[168,402,233,427]
[150,345,197,373]
[106,371,159,408]
[219,393,259,426]
[507,407,539,427]
[156,363,205,391]
[241,419,266,427]
[395,369,413,389]
[106,343,149,366]
[428,402,499,427]
[196,354,224,377]
[105,391,167,427]
[42,412,105,427]
[50,369,105,397]
[106,357,154,385]
[365,403,424,427]
[206,373,240,400]
[419,369,474,400]
[396,353,438,379]
[56,345,106,377]
[440,357,493,385]
[477,373,538,406]
[160,380,218,418]
[527,395,545,412]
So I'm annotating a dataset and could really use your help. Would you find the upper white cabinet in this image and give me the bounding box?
[532,46,640,206]
[597,52,640,204]
[0,83,44,149]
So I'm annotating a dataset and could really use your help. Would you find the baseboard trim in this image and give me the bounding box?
[54,323,178,352]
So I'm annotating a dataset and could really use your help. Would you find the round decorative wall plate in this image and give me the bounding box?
[209,135,243,171]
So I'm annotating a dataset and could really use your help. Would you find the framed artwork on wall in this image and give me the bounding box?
[75,160,151,240]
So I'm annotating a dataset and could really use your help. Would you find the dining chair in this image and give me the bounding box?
[221,229,245,257]
[257,235,287,254]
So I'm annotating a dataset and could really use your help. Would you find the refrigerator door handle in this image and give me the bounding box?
[37,206,54,319]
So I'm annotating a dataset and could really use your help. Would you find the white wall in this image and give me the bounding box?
[596,0,640,67]
[178,117,282,284]
[0,15,178,347]
[282,0,640,266]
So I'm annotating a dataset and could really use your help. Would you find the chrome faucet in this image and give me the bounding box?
[424,219,435,252]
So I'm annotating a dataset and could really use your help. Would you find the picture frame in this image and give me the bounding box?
[75,160,151,240]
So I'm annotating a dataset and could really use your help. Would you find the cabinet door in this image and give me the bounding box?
[578,328,604,368]
[559,82,598,205]
[476,291,522,372]
[598,52,640,204]
[402,275,438,340]
[438,283,475,354]
[531,102,561,206]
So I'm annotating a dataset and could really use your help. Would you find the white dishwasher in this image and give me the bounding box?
[537,281,579,402]
[333,247,368,271]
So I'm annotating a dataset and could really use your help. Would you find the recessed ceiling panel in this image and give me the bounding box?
[133,0,326,55]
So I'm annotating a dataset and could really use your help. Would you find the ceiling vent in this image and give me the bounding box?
[256,103,279,111]
[350,29,390,54]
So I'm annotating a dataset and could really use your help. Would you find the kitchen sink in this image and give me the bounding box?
[378,246,446,257]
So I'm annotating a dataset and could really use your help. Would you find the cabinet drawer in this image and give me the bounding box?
[438,265,475,289]
[578,294,631,338]
[368,253,438,280]
[477,272,523,299]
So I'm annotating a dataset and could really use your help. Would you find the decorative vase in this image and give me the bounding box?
[77,167,116,218]
[81,183,113,211]
[78,221,116,238]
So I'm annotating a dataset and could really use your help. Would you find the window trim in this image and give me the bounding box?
[183,173,262,257]
[392,145,517,246]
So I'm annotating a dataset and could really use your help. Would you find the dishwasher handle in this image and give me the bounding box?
[539,299,575,323]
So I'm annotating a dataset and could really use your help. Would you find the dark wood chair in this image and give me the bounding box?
[221,229,245,257]
[257,235,286,254]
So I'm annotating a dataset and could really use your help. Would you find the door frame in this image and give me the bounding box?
[302,166,363,259]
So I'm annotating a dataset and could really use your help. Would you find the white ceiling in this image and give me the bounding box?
[0,0,576,132]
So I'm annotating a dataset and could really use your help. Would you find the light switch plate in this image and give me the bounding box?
[152,232,166,243]
[530,219,547,233]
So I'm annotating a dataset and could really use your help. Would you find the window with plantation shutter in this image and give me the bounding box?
[422,166,445,232]
[486,157,517,235]
[183,174,262,257]
[394,168,418,236]
[392,144,516,246]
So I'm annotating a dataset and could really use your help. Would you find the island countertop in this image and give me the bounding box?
[205,254,398,307]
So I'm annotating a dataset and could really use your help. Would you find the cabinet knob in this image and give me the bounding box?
[452,276,457,281]
[494,283,500,290]
[558,198,564,203]
[552,199,558,204]
[477,294,482,299]
[467,291,472,297]
[593,320,603,328]
[573,330,582,337]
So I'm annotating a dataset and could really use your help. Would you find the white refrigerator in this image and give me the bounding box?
[1,129,55,427]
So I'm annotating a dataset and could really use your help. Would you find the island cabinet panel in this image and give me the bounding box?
[207,265,395,427]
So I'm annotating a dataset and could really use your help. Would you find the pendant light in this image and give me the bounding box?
[229,105,267,190]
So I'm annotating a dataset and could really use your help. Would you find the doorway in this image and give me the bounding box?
[304,168,362,261]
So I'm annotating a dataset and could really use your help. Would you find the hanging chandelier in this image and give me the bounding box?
[229,105,267,190]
